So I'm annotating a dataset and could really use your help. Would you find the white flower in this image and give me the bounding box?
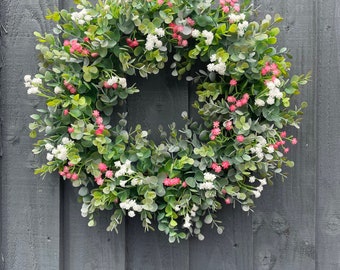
[54,86,64,94]
[120,180,128,187]
[52,144,68,161]
[266,96,275,105]
[62,137,73,145]
[191,29,200,38]
[27,87,41,95]
[253,190,261,198]
[202,30,214,45]
[174,205,181,212]
[203,172,216,181]
[257,185,264,192]
[255,98,265,107]
[118,77,127,88]
[199,182,215,190]
[267,145,275,153]
[183,214,192,229]
[258,178,267,186]
[242,205,250,212]
[114,161,122,168]
[46,153,54,161]
[155,28,165,37]
[32,78,42,84]
[24,75,32,82]
[45,143,54,151]
[207,63,215,72]
[210,54,217,62]
[128,210,135,217]
[249,176,256,183]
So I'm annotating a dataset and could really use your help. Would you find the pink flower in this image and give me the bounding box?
[103,81,111,89]
[186,17,195,26]
[83,37,90,43]
[71,173,79,180]
[229,104,236,112]
[243,93,250,101]
[236,100,243,107]
[91,52,99,58]
[63,109,69,116]
[112,83,118,89]
[211,162,219,170]
[225,197,232,205]
[225,120,233,131]
[227,96,237,103]
[96,117,103,125]
[163,177,181,186]
[105,170,113,178]
[222,5,230,13]
[95,177,104,186]
[236,135,244,143]
[214,165,222,173]
[222,160,230,169]
[68,127,74,133]
[233,5,240,12]
[181,39,188,47]
[230,79,237,86]
[157,0,164,4]
[280,131,287,138]
[213,121,220,128]
[167,1,173,7]
[98,162,108,172]
[95,128,103,136]
[210,135,216,140]
[182,181,187,188]
[284,148,290,154]
[63,40,70,46]
[211,128,221,136]
[92,110,100,117]
[292,138,298,145]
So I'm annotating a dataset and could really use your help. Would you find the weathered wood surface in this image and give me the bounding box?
[0,0,61,270]
[1,0,340,269]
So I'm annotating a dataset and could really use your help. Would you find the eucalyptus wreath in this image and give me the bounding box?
[26,0,309,242]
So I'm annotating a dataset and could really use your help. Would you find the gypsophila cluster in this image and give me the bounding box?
[27,0,309,243]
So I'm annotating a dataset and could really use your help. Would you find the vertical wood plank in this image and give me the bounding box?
[316,0,340,269]
[125,69,190,270]
[252,1,316,269]
[59,1,126,270]
[0,0,60,269]
[188,74,253,270]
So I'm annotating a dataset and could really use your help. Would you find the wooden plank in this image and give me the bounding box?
[58,1,126,269]
[188,72,254,269]
[252,1,316,269]
[61,181,126,270]
[0,0,60,269]
[315,0,340,269]
[126,68,190,270]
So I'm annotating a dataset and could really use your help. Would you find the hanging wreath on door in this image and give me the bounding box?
[26,0,309,242]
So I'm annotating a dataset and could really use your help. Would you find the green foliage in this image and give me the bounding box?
[26,0,309,242]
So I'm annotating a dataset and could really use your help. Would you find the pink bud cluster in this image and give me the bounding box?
[64,39,90,56]
[95,162,113,186]
[211,161,230,173]
[210,121,221,140]
[169,22,188,47]
[126,38,139,48]
[227,93,249,112]
[219,0,240,13]
[163,177,181,186]
[103,81,118,89]
[270,131,298,154]
[261,62,280,76]
[63,80,77,94]
[59,165,79,180]
[157,0,173,7]
[224,120,233,131]
[92,110,105,136]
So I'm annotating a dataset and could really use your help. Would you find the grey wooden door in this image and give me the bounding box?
[1,0,340,269]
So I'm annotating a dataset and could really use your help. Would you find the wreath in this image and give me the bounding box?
[26,0,309,242]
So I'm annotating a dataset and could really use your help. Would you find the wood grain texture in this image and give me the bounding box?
[252,1,316,270]
[316,0,340,269]
[0,0,60,269]
[126,68,190,270]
